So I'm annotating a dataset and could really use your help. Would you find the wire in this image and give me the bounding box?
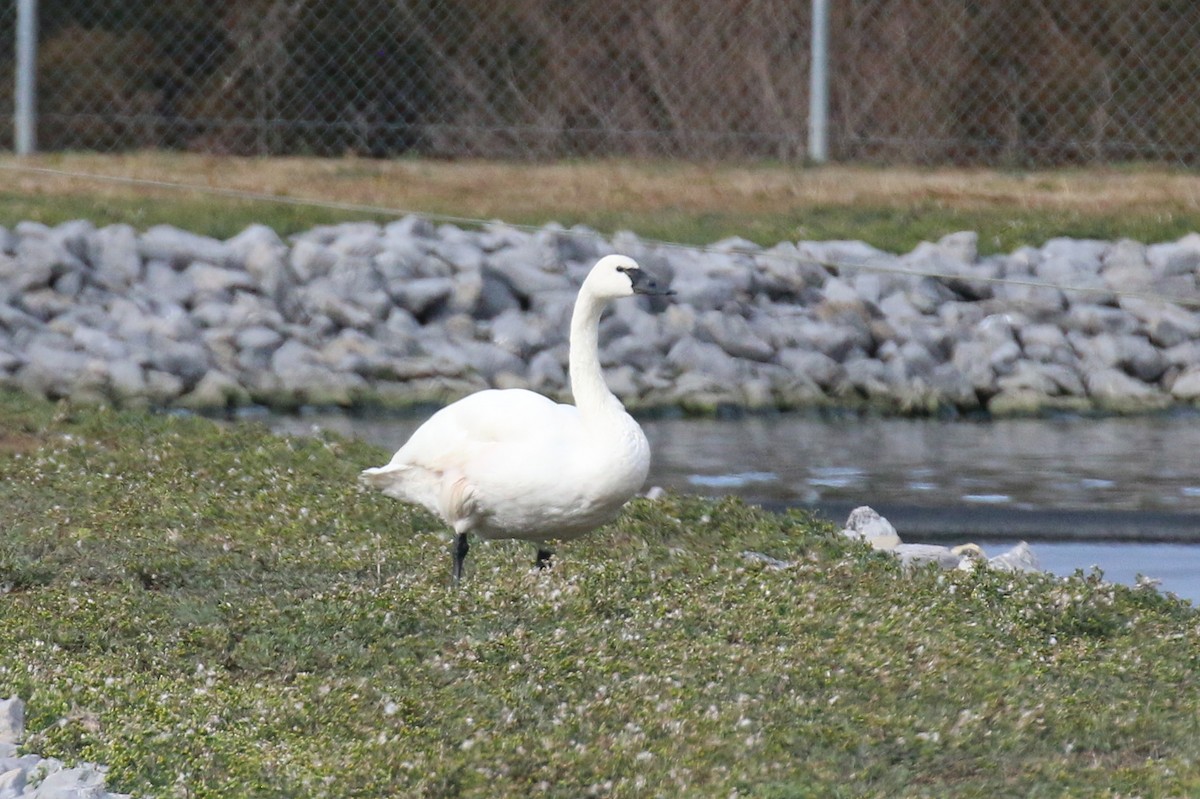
[3,160,1199,310]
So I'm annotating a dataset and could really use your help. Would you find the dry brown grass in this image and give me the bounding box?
[6,153,1200,219]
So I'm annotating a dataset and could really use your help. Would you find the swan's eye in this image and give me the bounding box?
[615,266,631,274]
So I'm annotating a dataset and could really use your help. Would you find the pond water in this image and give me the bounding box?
[267,410,1200,602]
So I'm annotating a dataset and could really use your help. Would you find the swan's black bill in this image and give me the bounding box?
[624,267,675,296]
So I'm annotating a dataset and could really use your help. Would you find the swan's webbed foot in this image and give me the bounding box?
[535,547,554,570]
[452,533,470,583]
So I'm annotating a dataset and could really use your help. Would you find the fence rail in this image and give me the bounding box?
[4,1,1200,166]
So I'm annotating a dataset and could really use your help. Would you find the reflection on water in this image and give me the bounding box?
[640,412,1200,513]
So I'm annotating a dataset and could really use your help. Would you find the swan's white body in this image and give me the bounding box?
[361,255,667,577]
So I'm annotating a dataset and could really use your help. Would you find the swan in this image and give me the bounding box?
[360,254,671,581]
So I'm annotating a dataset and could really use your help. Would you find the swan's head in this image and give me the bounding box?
[583,255,673,300]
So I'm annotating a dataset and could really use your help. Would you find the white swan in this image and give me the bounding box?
[361,254,671,580]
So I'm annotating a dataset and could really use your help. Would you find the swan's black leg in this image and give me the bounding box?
[535,547,554,570]
[453,533,470,582]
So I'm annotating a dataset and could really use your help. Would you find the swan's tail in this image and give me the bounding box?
[359,464,407,492]
[359,463,444,519]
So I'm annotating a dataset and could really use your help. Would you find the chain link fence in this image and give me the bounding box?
[3,0,1200,165]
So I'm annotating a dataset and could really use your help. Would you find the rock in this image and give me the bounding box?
[139,224,229,267]
[1061,304,1139,336]
[1118,297,1200,348]
[226,224,289,298]
[1018,323,1072,364]
[936,230,979,264]
[777,349,846,391]
[147,339,210,388]
[86,224,141,290]
[894,544,969,570]
[2,240,55,291]
[178,369,249,409]
[31,764,107,799]
[1169,367,1200,401]
[390,277,454,319]
[183,262,259,302]
[696,311,775,362]
[1071,333,1166,383]
[4,217,1200,412]
[106,359,147,401]
[754,241,829,297]
[841,506,901,550]
[1084,367,1170,411]
[665,337,743,383]
[0,698,23,743]
[1146,233,1200,277]
[485,248,572,298]
[989,541,1041,573]
[289,239,337,283]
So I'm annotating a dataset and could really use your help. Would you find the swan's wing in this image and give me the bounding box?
[360,389,580,519]
[396,389,576,457]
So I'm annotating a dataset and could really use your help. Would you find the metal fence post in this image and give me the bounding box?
[15,0,38,155]
[808,0,829,163]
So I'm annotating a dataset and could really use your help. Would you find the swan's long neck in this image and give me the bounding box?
[569,288,624,421]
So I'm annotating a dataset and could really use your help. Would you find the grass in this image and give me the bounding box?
[4,154,1200,252]
[2,389,1199,797]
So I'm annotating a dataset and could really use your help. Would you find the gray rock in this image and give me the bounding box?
[777,349,846,390]
[139,224,229,267]
[289,239,337,283]
[894,543,967,571]
[0,698,22,743]
[106,359,147,401]
[696,311,775,362]
[841,506,901,550]
[3,240,57,291]
[147,339,210,388]
[1018,323,1072,364]
[1071,332,1166,383]
[821,276,864,306]
[528,349,567,390]
[989,541,1041,573]
[226,224,289,299]
[878,290,924,322]
[754,241,829,297]
[794,315,873,362]
[907,276,958,314]
[936,230,979,264]
[1118,297,1200,348]
[384,214,437,241]
[391,277,454,318]
[30,764,107,799]
[665,337,743,383]
[18,289,75,322]
[183,262,259,302]
[1062,303,1139,336]
[71,326,129,361]
[299,279,377,329]
[1084,367,1169,410]
[13,343,91,399]
[86,224,141,290]
[485,248,572,298]
[1169,367,1200,401]
[0,303,45,334]
[1147,233,1200,277]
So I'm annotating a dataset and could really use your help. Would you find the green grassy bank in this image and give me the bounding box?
[1,392,1199,796]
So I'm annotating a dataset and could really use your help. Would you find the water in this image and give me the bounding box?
[268,410,1200,602]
